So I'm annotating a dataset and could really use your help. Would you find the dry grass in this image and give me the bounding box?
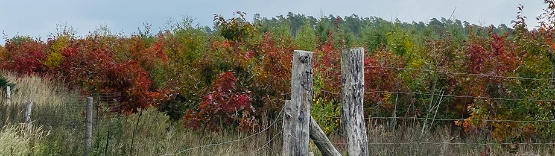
[364,120,555,156]
[0,124,49,155]
[1,71,85,155]
[1,72,71,107]
[92,107,283,156]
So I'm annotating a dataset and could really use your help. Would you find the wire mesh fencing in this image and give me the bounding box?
[2,62,555,155]
[1,90,287,155]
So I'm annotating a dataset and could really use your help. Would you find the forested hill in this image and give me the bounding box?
[252,12,514,51]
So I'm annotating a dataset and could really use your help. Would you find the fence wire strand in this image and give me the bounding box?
[173,104,285,155]
[365,65,555,81]
[5,63,555,154]
[312,63,555,151]
[252,129,283,155]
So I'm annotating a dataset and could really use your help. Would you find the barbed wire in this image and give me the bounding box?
[365,90,555,102]
[366,142,555,146]
[365,65,555,81]
[172,104,285,155]
[307,134,555,147]
[319,89,555,103]
[251,129,283,155]
[318,116,555,123]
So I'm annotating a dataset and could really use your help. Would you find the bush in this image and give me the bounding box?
[0,72,14,90]
[183,72,257,132]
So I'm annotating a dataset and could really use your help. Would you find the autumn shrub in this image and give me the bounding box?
[216,11,257,43]
[156,20,211,121]
[209,13,297,130]
[364,48,407,116]
[455,30,526,141]
[44,34,71,69]
[183,72,257,132]
[309,29,343,134]
[57,34,167,113]
[0,45,6,63]
[1,36,47,75]
[418,34,466,119]
[251,31,294,115]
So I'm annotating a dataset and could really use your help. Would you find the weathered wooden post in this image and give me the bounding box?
[341,47,369,156]
[6,86,11,102]
[24,101,33,127]
[282,100,293,155]
[283,50,313,156]
[86,97,93,154]
[5,86,12,122]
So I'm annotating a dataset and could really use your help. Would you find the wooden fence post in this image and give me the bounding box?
[5,86,12,122]
[283,50,313,156]
[282,100,293,156]
[341,47,369,156]
[86,97,93,154]
[6,86,11,102]
[24,101,33,127]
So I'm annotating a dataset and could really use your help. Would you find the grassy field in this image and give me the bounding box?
[1,72,554,155]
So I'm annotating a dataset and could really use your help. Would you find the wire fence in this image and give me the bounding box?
[0,88,288,155]
[0,89,88,155]
[306,64,555,154]
[2,65,555,155]
[365,65,555,81]
[173,102,285,155]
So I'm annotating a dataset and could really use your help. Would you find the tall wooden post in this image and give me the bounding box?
[86,97,93,154]
[5,86,12,122]
[6,86,11,102]
[24,101,33,127]
[283,50,313,156]
[341,47,369,156]
[282,100,293,155]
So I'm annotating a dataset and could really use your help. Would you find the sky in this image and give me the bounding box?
[0,0,548,44]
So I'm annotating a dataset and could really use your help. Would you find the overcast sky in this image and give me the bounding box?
[0,0,548,43]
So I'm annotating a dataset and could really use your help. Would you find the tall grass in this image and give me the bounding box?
[0,124,48,155]
[363,119,555,156]
[92,107,283,156]
[1,72,69,107]
[0,71,284,155]
[0,71,86,155]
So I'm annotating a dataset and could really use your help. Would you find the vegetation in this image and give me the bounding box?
[3,1,555,155]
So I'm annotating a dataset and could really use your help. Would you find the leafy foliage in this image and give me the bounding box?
[0,73,14,90]
[4,8,555,144]
[183,72,256,131]
[1,36,47,75]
